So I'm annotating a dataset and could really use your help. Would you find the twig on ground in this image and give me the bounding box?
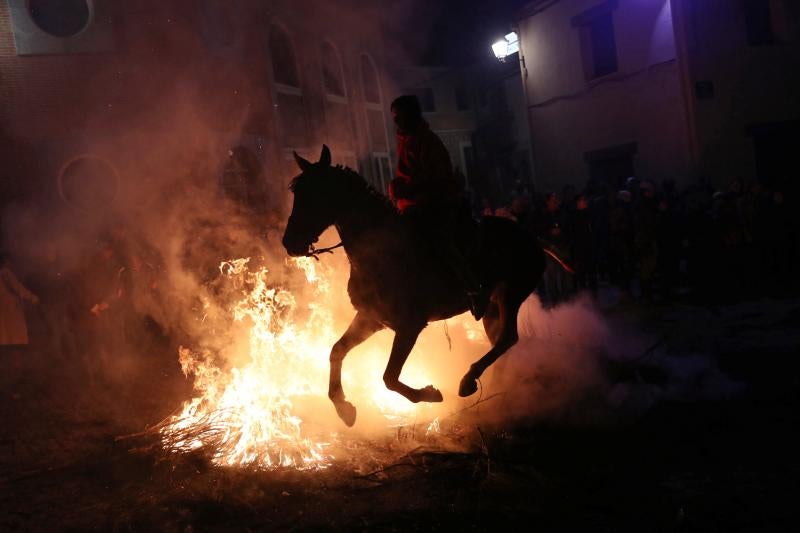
[476,426,491,477]
[441,391,507,422]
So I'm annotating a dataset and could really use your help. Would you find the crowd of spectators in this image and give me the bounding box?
[0,223,169,384]
[2,174,797,379]
[482,177,798,307]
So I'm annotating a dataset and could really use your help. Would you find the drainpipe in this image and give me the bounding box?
[513,22,541,192]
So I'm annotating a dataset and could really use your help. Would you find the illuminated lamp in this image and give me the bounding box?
[492,31,519,62]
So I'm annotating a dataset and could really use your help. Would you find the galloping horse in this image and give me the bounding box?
[282,146,545,426]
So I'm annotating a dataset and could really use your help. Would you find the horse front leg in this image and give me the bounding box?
[383,324,444,403]
[329,312,383,427]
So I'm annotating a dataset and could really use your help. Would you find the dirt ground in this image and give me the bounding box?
[1,299,799,532]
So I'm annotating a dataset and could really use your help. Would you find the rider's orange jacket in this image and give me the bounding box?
[389,121,458,213]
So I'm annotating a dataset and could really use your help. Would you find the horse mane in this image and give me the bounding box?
[290,163,397,216]
[335,164,397,214]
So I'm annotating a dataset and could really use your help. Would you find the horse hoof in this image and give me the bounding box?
[458,375,478,397]
[334,400,357,427]
[418,385,444,403]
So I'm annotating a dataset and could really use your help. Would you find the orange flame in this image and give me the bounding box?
[159,256,451,469]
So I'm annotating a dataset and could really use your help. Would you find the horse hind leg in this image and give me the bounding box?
[459,285,525,397]
[383,324,444,404]
[329,312,384,426]
[481,288,503,345]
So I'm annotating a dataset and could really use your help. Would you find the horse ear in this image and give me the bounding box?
[293,151,312,172]
[320,145,331,167]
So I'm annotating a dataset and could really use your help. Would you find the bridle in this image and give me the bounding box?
[303,242,344,260]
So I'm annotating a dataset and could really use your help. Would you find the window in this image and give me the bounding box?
[744,0,777,45]
[455,88,471,111]
[325,100,354,148]
[585,142,638,191]
[269,25,299,87]
[587,13,618,78]
[28,0,89,38]
[360,55,381,104]
[366,109,389,152]
[573,2,619,79]
[372,154,393,194]
[269,24,310,149]
[361,54,389,175]
[405,88,436,112]
[321,43,353,150]
[321,42,345,97]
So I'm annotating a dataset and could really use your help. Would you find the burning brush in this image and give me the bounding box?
[124,256,469,471]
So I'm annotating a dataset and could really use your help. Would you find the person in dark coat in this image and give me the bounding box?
[635,180,659,302]
[656,195,682,303]
[388,95,486,318]
[0,252,39,380]
[537,192,571,304]
[570,193,597,294]
[609,190,634,302]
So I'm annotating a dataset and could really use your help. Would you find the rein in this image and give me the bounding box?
[304,242,344,260]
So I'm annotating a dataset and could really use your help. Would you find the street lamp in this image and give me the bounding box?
[491,31,519,62]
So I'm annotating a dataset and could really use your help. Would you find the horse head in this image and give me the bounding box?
[282,145,338,257]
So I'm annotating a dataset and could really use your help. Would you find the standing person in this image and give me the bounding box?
[35,244,78,363]
[589,181,611,282]
[635,180,659,303]
[388,94,487,319]
[0,252,39,378]
[570,193,597,295]
[509,195,535,235]
[537,192,570,304]
[656,196,682,304]
[609,190,634,303]
[78,240,127,384]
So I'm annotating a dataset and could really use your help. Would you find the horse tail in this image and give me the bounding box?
[537,238,576,274]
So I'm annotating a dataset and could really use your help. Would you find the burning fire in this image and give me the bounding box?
[159,255,451,470]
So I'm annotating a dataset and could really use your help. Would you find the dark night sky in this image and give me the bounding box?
[415,0,529,65]
[382,0,528,66]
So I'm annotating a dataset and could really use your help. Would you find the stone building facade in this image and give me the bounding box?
[0,0,396,214]
[515,0,800,194]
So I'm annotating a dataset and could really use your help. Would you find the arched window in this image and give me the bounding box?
[360,54,381,104]
[321,41,354,153]
[359,54,390,192]
[321,42,345,97]
[268,23,310,149]
[269,24,299,87]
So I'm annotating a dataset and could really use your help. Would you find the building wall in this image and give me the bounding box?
[472,58,536,203]
[393,61,537,205]
[517,0,692,192]
[677,0,800,188]
[0,0,395,211]
[390,65,476,189]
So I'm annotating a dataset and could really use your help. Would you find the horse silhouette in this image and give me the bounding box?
[282,145,545,426]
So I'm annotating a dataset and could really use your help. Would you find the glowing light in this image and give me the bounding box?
[492,40,509,60]
[492,31,519,61]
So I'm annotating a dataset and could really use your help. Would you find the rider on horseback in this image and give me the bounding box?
[388,95,488,320]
